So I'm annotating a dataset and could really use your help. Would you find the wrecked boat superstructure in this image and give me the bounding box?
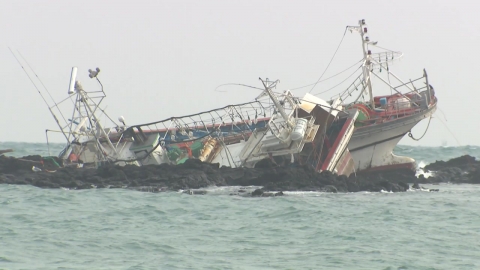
[47,69,358,176]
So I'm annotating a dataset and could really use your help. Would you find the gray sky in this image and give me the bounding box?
[1,0,478,146]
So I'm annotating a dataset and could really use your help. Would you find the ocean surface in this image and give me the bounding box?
[1,142,480,270]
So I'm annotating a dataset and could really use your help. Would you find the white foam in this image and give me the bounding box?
[282,191,326,196]
[415,160,434,178]
[408,186,437,192]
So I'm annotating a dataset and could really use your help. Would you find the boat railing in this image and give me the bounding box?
[370,51,403,65]
[123,101,269,145]
[360,88,434,124]
[333,73,366,102]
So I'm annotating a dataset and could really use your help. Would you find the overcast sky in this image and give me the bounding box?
[1,0,478,147]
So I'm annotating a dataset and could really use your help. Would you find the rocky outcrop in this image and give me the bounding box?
[418,155,480,184]
[1,154,479,194]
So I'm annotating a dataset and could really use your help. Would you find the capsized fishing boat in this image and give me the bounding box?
[319,19,437,172]
[47,68,358,176]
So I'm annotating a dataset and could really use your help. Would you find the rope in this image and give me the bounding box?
[283,59,364,92]
[435,114,462,146]
[312,65,363,96]
[408,116,432,141]
[42,156,62,168]
[308,27,348,93]
[214,83,264,92]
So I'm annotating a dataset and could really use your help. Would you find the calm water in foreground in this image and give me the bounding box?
[0,142,479,269]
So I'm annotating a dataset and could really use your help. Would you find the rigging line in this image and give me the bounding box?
[308,27,348,93]
[285,58,364,92]
[96,105,119,127]
[213,83,281,98]
[9,47,50,107]
[16,49,57,105]
[370,44,399,53]
[9,47,71,143]
[214,83,264,92]
[312,64,364,96]
[435,116,461,146]
[436,106,448,122]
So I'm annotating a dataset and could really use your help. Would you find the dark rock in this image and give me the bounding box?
[251,189,264,197]
[346,182,360,192]
[417,174,426,182]
[255,158,275,168]
[469,169,480,183]
[397,182,410,191]
[322,185,338,193]
[1,154,478,193]
[424,155,476,172]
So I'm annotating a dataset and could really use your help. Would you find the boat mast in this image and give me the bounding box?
[74,73,119,160]
[357,19,375,108]
[258,78,294,128]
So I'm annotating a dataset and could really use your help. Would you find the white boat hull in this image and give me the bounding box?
[348,105,436,172]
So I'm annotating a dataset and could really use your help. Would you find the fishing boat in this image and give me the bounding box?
[24,19,434,176]
[47,68,358,176]
[322,19,437,172]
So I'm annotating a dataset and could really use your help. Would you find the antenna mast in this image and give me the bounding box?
[348,19,375,107]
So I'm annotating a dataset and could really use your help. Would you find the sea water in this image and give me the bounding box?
[0,142,479,270]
